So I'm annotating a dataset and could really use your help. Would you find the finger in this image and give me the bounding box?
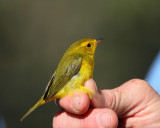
[84,79,106,108]
[84,79,159,118]
[100,79,159,117]
[57,92,90,115]
[53,108,118,128]
[57,79,106,114]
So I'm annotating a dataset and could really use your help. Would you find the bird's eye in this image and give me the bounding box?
[87,43,91,47]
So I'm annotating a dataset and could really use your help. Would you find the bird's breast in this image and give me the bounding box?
[55,58,94,98]
[79,59,93,80]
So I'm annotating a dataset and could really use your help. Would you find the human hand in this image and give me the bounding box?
[53,79,160,128]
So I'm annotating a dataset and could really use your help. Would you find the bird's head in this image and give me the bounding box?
[67,38,103,56]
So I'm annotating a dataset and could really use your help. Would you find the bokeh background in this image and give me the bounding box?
[1,0,160,128]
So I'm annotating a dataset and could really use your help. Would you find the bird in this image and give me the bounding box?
[20,38,103,121]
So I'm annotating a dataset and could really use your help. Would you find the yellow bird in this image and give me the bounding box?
[20,38,103,121]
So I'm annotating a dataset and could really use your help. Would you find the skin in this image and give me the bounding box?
[53,79,160,128]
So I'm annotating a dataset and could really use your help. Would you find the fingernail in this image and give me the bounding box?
[96,112,111,128]
[72,96,81,112]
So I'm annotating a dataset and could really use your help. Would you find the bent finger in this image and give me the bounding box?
[57,92,90,115]
[53,108,118,128]
[57,79,107,114]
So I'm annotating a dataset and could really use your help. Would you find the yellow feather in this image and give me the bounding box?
[21,38,103,121]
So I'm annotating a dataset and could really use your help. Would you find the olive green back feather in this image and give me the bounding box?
[44,56,82,100]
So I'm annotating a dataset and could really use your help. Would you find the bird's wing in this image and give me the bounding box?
[43,57,82,101]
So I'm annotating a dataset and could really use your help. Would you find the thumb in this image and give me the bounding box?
[85,79,158,117]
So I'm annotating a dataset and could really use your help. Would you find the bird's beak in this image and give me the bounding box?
[96,38,104,44]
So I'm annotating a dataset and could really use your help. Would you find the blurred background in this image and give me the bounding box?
[1,0,160,127]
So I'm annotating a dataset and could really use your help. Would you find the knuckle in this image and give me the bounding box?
[128,78,147,85]
[127,78,151,91]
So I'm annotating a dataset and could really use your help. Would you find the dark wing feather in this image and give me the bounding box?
[43,73,55,99]
[43,57,82,101]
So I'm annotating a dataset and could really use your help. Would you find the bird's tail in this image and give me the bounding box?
[20,96,45,121]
